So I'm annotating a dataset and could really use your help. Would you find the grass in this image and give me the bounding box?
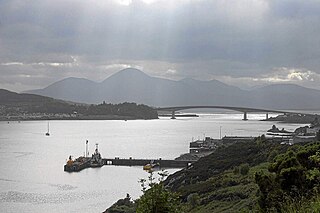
[179,162,271,213]
[279,195,320,213]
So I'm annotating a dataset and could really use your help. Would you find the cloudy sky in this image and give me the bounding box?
[1,0,320,92]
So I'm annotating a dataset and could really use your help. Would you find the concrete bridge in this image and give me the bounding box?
[156,106,303,120]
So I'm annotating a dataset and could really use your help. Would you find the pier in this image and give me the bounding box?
[64,156,196,172]
[104,157,195,167]
[64,142,196,172]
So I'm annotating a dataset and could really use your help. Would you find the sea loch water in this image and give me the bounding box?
[0,114,307,213]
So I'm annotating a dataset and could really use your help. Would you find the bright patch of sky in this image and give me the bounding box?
[0,0,320,91]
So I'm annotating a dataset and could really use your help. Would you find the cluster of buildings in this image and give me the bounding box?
[0,112,78,121]
[189,118,320,155]
[189,136,255,155]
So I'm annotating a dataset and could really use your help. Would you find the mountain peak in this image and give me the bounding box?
[103,68,150,83]
[56,77,96,83]
[116,68,149,77]
[179,77,199,83]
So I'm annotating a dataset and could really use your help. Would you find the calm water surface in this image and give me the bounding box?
[0,114,307,212]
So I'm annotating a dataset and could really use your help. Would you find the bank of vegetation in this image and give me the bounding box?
[105,138,320,212]
[267,113,320,124]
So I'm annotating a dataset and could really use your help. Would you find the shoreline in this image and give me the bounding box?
[0,115,159,121]
[159,114,199,117]
[264,113,319,124]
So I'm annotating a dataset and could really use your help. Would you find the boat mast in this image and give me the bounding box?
[45,122,50,136]
[95,143,99,154]
[86,140,89,157]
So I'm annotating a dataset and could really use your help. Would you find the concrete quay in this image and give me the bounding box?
[103,157,196,168]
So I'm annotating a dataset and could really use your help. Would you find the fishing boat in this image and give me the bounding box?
[64,155,91,172]
[90,143,104,167]
[64,141,103,172]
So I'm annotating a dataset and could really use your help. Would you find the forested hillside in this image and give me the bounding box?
[105,139,320,212]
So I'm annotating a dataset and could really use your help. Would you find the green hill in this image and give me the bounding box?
[105,138,320,213]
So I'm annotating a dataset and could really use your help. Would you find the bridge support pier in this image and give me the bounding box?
[242,112,248,121]
[171,111,176,119]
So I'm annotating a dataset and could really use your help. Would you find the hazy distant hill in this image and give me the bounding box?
[25,77,98,103]
[0,88,80,115]
[25,68,320,109]
[0,89,60,105]
[248,84,320,109]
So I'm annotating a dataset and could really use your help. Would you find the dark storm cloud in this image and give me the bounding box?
[0,0,320,91]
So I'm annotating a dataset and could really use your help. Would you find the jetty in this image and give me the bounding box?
[64,141,196,172]
[104,157,194,167]
[64,157,195,172]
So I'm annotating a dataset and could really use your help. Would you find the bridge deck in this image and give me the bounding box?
[156,106,315,120]
[156,105,299,114]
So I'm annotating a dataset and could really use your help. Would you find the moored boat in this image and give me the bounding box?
[64,156,91,172]
[143,160,160,171]
[45,122,50,136]
[90,143,104,167]
[64,141,104,172]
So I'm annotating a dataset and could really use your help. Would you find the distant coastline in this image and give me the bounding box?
[0,114,158,121]
[158,114,199,118]
[0,89,159,121]
[264,113,319,124]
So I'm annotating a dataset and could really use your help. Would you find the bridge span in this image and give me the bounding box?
[156,106,306,120]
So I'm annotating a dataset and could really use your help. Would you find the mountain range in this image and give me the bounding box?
[25,68,320,110]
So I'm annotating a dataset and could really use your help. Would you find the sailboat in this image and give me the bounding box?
[45,122,50,136]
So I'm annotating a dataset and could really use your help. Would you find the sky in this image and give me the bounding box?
[0,0,320,92]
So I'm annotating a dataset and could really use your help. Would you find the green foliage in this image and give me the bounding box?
[306,168,320,183]
[165,139,285,191]
[136,171,182,213]
[239,163,250,175]
[255,142,320,211]
[317,130,320,141]
[268,149,278,162]
[187,193,200,208]
[233,166,240,175]
[280,195,320,213]
[106,140,319,213]
[162,139,293,213]
[180,165,265,213]
[104,194,136,213]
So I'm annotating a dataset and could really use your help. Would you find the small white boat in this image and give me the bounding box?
[45,122,50,136]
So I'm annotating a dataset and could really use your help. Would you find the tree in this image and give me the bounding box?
[240,163,250,175]
[104,193,136,213]
[136,171,181,213]
[187,193,200,209]
[255,142,320,211]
